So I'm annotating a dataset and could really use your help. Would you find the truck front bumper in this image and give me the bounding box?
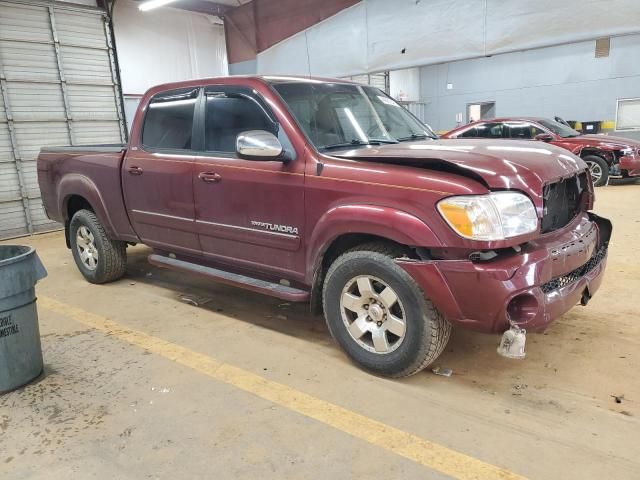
[397,213,612,333]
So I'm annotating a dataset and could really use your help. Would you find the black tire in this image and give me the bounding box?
[69,209,127,284]
[583,155,609,187]
[322,242,451,378]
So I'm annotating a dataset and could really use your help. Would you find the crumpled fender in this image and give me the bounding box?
[57,173,118,238]
[306,204,442,281]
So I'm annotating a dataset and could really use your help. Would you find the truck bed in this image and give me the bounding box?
[40,144,127,153]
[37,144,138,243]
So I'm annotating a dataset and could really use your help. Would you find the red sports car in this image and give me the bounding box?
[442,117,640,186]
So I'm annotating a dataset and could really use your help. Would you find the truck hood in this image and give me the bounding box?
[558,134,640,150]
[333,139,586,202]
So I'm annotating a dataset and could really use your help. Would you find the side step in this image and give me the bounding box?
[148,254,310,302]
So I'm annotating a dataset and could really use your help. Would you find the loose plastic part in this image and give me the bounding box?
[497,325,527,359]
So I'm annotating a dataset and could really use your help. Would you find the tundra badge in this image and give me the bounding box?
[251,220,299,235]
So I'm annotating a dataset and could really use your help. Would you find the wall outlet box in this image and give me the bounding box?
[446,83,453,90]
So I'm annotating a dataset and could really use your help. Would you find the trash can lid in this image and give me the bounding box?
[0,245,47,299]
[0,245,35,268]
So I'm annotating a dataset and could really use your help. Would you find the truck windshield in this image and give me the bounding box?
[538,119,582,138]
[271,81,436,151]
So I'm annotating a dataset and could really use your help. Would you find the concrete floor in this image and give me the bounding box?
[1,180,639,480]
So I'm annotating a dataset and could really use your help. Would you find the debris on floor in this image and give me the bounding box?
[432,366,453,377]
[179,294,212,307]
[512,383,528,395]
[611,394,625,404]
[180,296,199,306]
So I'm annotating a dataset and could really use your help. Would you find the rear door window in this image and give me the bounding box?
[142,88,198,150]
[458,123,504,138]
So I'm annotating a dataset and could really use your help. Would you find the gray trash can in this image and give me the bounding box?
[0,245,47,393]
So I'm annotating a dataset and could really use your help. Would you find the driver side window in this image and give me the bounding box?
[506,122,545,140]
[204,94,273,154]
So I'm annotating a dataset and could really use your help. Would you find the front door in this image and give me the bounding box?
[122,87,200,255]
[193,87,306,281]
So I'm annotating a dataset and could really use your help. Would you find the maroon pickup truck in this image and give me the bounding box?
[37,76,611,377]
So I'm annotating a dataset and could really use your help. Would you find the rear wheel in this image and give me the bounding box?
[69,209,127,284]
[322,243,451,377]
[583,155,609,187]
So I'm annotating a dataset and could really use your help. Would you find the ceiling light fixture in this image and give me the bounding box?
[138,0,177,11]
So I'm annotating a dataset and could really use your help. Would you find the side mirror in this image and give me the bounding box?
[236,130,283,160]
[534,133,554,142]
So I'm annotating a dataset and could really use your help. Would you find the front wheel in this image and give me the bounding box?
[69,209,127,284]
[322,243,451,377]
[583,155,609,187]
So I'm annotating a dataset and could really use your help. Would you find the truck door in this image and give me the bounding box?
[192,86,305,282]
[122,87,200,255]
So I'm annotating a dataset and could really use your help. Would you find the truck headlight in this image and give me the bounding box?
[437,192,538,241]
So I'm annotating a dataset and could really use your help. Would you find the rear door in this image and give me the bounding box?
[122,87,200,255]
[192,86,306,280]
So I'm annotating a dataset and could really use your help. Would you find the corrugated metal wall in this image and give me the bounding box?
[344,72,389,94]
[0,0,125,239]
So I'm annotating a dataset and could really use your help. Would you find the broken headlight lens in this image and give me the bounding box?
[437,192,538,241]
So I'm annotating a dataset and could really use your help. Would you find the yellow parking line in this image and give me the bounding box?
[40,296,525,480]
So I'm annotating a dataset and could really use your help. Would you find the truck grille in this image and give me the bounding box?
[540,173,587,233]
[541,245,607,294]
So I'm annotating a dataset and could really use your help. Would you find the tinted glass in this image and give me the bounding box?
[505,122,545,139]
[142,89,197,150]
[458,127,477,138]
[458,123,504,138]
[204,94,273,153]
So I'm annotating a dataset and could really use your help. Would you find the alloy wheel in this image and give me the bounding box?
[339,275,406,354]
[76,225,99,271]
[587,160,603,183]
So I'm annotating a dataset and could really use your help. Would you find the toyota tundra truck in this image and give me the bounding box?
[37,76,612,377]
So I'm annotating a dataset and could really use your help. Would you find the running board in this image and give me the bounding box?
[148,254,310,302]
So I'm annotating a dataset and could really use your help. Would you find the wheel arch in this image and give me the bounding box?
[579,147,614,165]
[58,174,119,245]
[307,205,442,313]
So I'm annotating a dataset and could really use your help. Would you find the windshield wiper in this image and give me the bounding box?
[396,133,432,142]
[321,138,398,150]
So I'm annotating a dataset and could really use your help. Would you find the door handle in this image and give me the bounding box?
[128,166,143,175]
[198,172,222,183]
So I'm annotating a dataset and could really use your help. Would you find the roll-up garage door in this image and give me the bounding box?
[0,0,126,239]
[344,72,390,94]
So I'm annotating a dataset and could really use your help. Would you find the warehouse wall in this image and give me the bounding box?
[418,34,640,136]
[255,0,640,76]
[113,0,227,128]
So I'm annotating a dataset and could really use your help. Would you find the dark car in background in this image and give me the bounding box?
[442,117,640,186]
